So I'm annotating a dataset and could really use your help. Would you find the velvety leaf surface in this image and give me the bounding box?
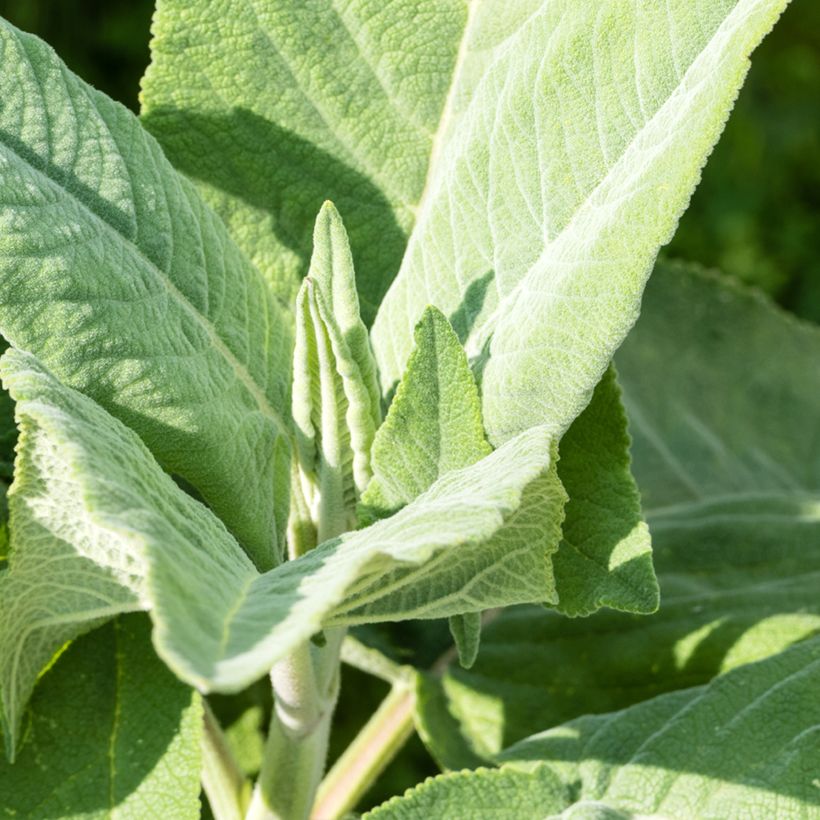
[152,426,565,691]
[552,366,656,617]
[141,0,466,317]
[291,202,381,544]
[371,0,789,448]
[0,348,253,750]
[378,638,820,818]
[0,348,565,701]
[414,263,820,767]
[360,305,491,524]
[497,637,820,819]
[0,615,202,818]
[0,20,292,568]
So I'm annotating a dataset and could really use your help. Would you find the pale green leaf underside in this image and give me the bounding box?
[371,0,789,448]
[414,262,820,768]
[0,616,202,818]
[496,637,820,819]
[0,20,292,569]
[0,350,564,703]
[152,426,565,691]
[141,0,466,318]
[374,638,820,818]
[0,349,254,751]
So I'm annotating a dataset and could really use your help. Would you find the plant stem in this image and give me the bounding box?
[246,628,345,820]
[312,680,416,819]
[201,700,250,820]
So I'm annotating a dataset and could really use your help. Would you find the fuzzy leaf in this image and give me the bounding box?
[552,366,657,617]
[0,20,292,569]
[291,203,381,544]
[0,615,202,817]
[497,637,820,819]
[0,350,564,700]
[0,349,253,750]
[141,0,466,316]
[373,638,820,818]
[360,306,491,523]
[152,427,565,691]
[413,262,820,767]
[371,0,789,448]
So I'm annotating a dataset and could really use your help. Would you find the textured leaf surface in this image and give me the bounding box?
[415,263,820,767]
[377,639,820,818]
[0,20,292,568]
[552,366,656,617]
[497,637,820,819]
[371,0,789,447]
[0,349,253,750]
[0,349,563,702]
[291,202,381,544]
[360,306,491,523]
[141,0,466,317]
[0,615,202,818]
[364,765,568,820]
[151,427,564,691]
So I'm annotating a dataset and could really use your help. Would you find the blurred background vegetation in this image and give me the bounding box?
[0,0,816,811]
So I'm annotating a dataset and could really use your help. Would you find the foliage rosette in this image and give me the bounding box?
[0,1,815,819]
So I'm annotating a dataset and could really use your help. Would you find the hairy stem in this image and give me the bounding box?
[201,701,250,820]
[246,628,345,820]
[313,680,416,819]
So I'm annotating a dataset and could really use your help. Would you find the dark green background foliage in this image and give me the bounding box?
[0,0,816,813]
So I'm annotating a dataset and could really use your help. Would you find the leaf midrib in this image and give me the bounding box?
[0,135,289,437]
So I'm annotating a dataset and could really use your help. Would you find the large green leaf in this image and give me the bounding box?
[0,348,252,750]
[371,637,820,819]
[497,636,820,819]
[414,263,820,767]
[0,615,202,817]
[0,349,564,702]
[0,20,292,569]
[141,0,466,317]
[370,0,788,447]
[551,366,656,617]
[151,426,565,691]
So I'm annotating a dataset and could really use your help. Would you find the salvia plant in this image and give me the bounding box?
[0,1,816,818]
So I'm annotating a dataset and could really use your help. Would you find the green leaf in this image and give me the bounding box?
[0,20,292,569]
[448,611,482,670]
[374,638,820,819]
[552,366,657,617]
[0,348,253,750]
[0,615,202,817]
[150,426,565,692]
[141,0,466,317]
[497,637,820,819]
[364,765,568,820]
[370,0,789,447]
[360,306,491,524]
[291,202,381,545]
[0,347,561,712]
[413,262,820,766]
